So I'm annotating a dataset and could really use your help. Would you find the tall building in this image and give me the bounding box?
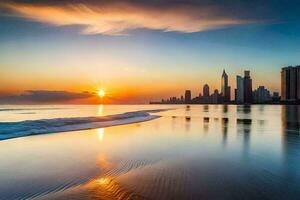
[227,86,231,102]
[243,70,252,103]
[203,84,210,97]
[281,66,300,101]
[221,69,231,102]
[272,92,280,102]
[281,68,287,100]
[185,90,191,103]
[211,89,220,104]
[236,75,244,103]
[297,66,300,99]
[253,86,271,103]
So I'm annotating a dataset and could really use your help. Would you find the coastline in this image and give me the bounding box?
[0,109,168,141]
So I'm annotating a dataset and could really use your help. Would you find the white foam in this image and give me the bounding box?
[0,109,168,140]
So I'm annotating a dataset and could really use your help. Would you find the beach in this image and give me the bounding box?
[0,105,300,200]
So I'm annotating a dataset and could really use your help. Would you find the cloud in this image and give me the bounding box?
[0,1,256,35]
[0,90,94,104]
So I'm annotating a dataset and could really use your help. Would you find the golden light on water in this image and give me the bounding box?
[97,128,105,141]
[97,177,109,185]
[97,104,104,116]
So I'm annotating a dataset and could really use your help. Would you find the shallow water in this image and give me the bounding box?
[0,105,300,200]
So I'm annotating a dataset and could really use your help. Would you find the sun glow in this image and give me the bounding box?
[97,128,105,141]
[97,177,110,185]
[97,89,105,98]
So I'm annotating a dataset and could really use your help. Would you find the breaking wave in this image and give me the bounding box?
[0,109,167,140]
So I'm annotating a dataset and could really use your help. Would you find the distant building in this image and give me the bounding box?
[203,84,210,97]
[243,70,252,103]
[273,92,279,98]
[211,89,220,104]
[236,75,244,103]
[234,89,237,102]
[227,86,231,101]
[253,86,271,103]
[272,92,280,102]
[281,66,300,101]
[185,90,191,103]
[221,69,231,102]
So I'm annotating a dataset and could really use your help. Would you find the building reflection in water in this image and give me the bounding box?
[203,105,209,112]
[237,105,251,115]
[185,116,191,132]
[185,105,190,112]
[222,105,228,113]
[222,117,228,147]
[281,105,300,179]
[237,105,252,157]
[203,117,209,133]
[221,105,229,147]
[258,105,264,113]
[184,105,191,132]
[171,115,176,131]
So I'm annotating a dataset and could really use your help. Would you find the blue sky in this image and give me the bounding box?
[0,0,300,103]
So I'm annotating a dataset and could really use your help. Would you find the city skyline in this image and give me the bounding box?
[1,0,300,104]
[0,66,287,104]
[154,68,285,104]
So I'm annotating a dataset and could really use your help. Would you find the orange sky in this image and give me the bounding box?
[1,0,294,104]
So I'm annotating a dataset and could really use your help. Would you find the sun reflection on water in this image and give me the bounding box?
[97,128,105,141]
[97,104,104,116]
[97,177,110,185]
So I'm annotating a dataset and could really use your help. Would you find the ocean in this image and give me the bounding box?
[0,104,300,199]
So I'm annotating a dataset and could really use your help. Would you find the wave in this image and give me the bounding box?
[0,109,168,140]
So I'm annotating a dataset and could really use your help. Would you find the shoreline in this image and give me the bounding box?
[0,110,168,141]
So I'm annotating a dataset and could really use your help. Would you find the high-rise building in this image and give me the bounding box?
[281,68,287,100]
[281,66,300,101]
[253,86,271,103]
[211,89,220,104]
[297,66,300,99]
[243,70,252,103]
[185,90,191,103]
[227,86,231,102]
[273,92,279,98]
[272,92,280,102]
[221,69,231,102]
[203,84,210,97]
[236,75,244,103]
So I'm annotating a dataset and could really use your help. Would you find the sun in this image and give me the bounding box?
[97,89,105,98]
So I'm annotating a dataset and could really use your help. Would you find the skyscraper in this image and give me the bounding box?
[281,67,288,101]
[243,70,252,104]
[221,69,231,102]
[212,89,220,104]
[203,84,210,97]
[281,66,300,101]
[297,66,300,99]
[236,75,244,103]
[253,86,271,103]
[185,90,191,103]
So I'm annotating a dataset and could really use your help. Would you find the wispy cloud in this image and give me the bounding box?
[1,1,255,35]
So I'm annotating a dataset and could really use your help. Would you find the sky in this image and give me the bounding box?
[1,0,300,104]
